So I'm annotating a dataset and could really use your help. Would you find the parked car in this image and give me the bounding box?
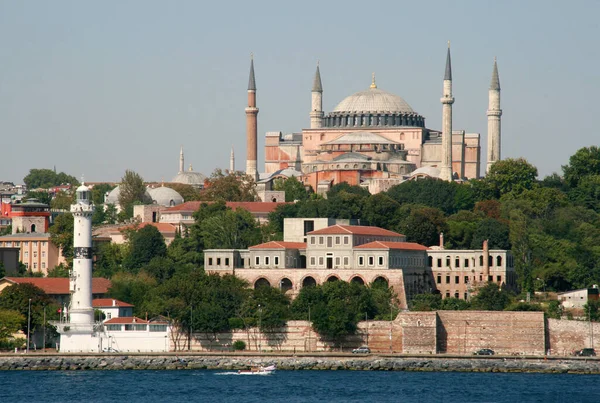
[574,348,596,357]
[352,346,371,354]
[473,348,495,356]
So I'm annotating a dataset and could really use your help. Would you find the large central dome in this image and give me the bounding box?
[332,87,415,114]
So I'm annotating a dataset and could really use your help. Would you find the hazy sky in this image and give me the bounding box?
[1,0,598,184]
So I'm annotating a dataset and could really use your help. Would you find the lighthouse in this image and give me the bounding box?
[69,183,95,324]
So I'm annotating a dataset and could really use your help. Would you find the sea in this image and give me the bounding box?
[0,370,597,403]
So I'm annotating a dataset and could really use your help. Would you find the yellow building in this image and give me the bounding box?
[0,233,64,275]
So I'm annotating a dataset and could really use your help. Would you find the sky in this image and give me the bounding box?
[0,0,598,184]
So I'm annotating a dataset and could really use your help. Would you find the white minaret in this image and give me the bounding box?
[486,58,502,173]
[310,62,323,129]
[179,146,184,173]
[440,42,455,182]
[230,146,235,172]
[69,183,95,325]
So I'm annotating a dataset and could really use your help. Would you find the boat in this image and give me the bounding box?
[237,365,276,375]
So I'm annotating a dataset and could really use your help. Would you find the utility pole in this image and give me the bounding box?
[27,298,31,354]
[258,304,262,352]
[43,305,46,353]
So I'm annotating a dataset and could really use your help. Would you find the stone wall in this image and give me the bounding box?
[547,318,600,356]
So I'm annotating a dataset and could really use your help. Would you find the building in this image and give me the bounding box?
[171,146,207,188]
[0,247,20,275]
[558,287,600,309]
[92,298,134,321]
[1,198,51,234]
[93,222,178,246]
[244,50,503,193]
[0,233,64,275]
[205,218,516,309]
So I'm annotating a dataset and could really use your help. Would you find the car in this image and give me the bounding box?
[102,347,120,353]
[352,346,371,354]
[574,348,596,357]
[473,348,495,356]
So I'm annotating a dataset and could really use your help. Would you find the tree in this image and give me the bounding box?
[240,286,290,332]
[440,297,470,310]
[46,263,70,278]
[107,272,157,316]
[50,191,74,210]
[509,210,534,292]
[23,168,78,189]
[0,309,24,342]
[386,178,473,215]
[445,210,483,249]
[327,183,370,199]
[91,183,116,205]
[48,213,74,264]
[562,146,600,188]
[122,225,167,272]
[584,299,600,322]
[483,158,538,198]
[410,293,442,311]
[24,191,51,205]
[168,183,201,201]
[200,169,257,202]
[94,242,128,278]
[273,176,310,202]
[470,283,512,311]
[118,170,151,217]
[200,207,262,250]
[395,205,447,246]
[0,283,59,336]
[470,218,510,250]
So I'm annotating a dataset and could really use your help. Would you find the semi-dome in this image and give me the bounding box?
[148,186,184,207]
[332,87,415,114]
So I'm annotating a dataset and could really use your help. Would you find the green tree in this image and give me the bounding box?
[200,169,257,202]
[123,225,167,272]
[483,158,538,198]
[240,286,290,332]
[562,146,600,188]
[24,191,51,205]
[509,210,534,292]
[168,183,201,201]
[396,205,447,246]
[46,263,70,278]
[440,297,470,310]
[445,210,483,249]
[273,176,310,202]
[0,283,59,336]
[362,193,400,228]
[410,293,442,311]
[470,218,510,250]
[50,191,74,210]
[470,283,512,311]
[0,309,24,342]
[327,182,370,199]
[584,299,600,322]
[107,272,157,316]
[118,170,151,218]
[386,178,473,215]
[200,208,262,250]
[48,213,74,264]
[546,300,563,319]
[23,169,78,189]
[94,242,128,278]
[91,183,116,205]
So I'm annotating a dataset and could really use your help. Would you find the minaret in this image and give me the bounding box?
[230,146,235,172]
[245,54,259,181]
[69,183,95,325]
[440,42,455,182]
[486,58,502,173]
[179,146,184,173]
[310,62,323,128]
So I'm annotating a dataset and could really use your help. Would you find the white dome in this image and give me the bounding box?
[104,185,152,206]
[171,169,206,187]
[332,87,415,114]
[148,186,184,207]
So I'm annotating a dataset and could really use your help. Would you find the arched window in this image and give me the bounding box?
[479,255,484,266]
[497,256,503,266]
[30,224,36,233]
[428,256,433,267]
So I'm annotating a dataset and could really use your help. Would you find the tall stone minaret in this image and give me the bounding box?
[245,54,259,181]
[440,42,455,182]
[230,146,235,172]
[179,146,184,173]
[486,58,502,173]
[310,62,323,129]
[69,183,95,325]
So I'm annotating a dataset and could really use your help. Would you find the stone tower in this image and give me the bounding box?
[245,55,259,181]
[486,58,502,173]
[230,146,235,172]
[69,183,95,325]
[440,43,455,182]
[310,63,323,129]
[179,146,184,173]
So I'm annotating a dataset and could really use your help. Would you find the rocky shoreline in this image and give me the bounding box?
[1,354,600,374]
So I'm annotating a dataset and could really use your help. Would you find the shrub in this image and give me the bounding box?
[232,340,246,351]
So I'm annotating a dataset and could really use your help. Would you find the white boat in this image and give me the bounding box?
[237,365,276,375]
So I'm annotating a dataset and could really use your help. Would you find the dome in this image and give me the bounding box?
[104,185,152,206]
[171,164,206,187]
[325,131,400,145]
[148,186,184,207]
[332,87,415,114]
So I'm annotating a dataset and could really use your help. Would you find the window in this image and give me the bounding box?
[343,257,349,266]
[479,256,484,266]
[455,276,459,284]
[42,251,46,258]
[335,257,341,266]
[225,258,230,266]
[446,275,450,284]
[310,237,316,245]
[488,275,493,282]
[464,259,469,268]
[24,241,29,246]
[124,324,134,331]
[107,313,112,319]
[464,276,469,284]
[454,292,459,299]
[107,325,121,331]
[335,236,341,245]
[265,256,270,265]
[428,256,433,267]
[24,251,29,258]
[464,293,468,300]
[217,258,221,265]
[445,291,450,298]
[41,262,46,269]
[343,236,349,245]
[33,252,38,258]
[274,256,279,265]
[318,257,324,266]
[455,258,460,267]
[437,275,441,284]
[24,263,29,269]
[33,263,37,270]
[150,324,168,332]
[359,256,364,266]
[446,257,450,266]
[33,241,38,247]
[208,258,213,265]
[497,256,503,266]
[437,258,442,268]
[319,237,324,245]
[255,256,260,265]
[497,275,502,282]
[310,257,316,266]
[378,256,384,266]
[368,256,374,266]
[327,237,333,247]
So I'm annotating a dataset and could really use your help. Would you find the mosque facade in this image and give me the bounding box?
[246,47,502,193]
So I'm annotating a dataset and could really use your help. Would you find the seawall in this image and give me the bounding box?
[1,353,600,374]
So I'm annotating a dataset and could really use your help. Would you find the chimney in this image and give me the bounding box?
[112,299,116,307]
[439,232,445,249]
[483,239,490,280]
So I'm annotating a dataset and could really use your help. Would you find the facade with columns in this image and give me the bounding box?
[244,48,502,193]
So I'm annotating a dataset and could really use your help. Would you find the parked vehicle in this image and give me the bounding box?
[574,348,596,357]
[352,346,371,354]
[473,348,495,356]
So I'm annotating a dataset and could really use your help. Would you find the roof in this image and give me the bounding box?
[444,46,452,81]
[0,232,51,240]
[249,241,306,250]
[1,277,111,295]
[148,186,184,207]
[92,298,134,308]
[248,57,256,91]
[118,222,177,234]
[171,170,206,186]
[308,225,404,237]
[162,201,288,214]
[312,64,322,92]
[105,316,148,324]
[490,58,500,90]
[355,241,429,251]
[332,87,416,115]
[325,131,399,146]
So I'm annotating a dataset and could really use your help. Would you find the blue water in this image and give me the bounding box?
[0,370,597,402]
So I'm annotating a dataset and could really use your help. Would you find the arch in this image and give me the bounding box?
[479,255,484,266]
[254,278,271,289]
[326,275,339,282]
[496,256,503,266]
[30,224,36,233]
[350,276,365,285]
[372,276,389,288]
[302,276,317,288]
[279,277,293,292]
[488,255,493,267]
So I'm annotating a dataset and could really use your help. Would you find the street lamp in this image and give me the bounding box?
[27,298,31,354]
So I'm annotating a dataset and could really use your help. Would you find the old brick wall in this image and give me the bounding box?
[547,318,600,356]
[436,311,546,355]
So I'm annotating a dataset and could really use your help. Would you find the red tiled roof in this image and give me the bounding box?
[2,277,111,295]
[162,201,288,214]
[355,241,430,251]
[308,225,404,237]
[92,298,134,308]
[118,222,177,233]
[104,316,148,324]
[249,241,307,250]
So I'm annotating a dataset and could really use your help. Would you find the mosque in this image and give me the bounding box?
[245,46,502,194]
